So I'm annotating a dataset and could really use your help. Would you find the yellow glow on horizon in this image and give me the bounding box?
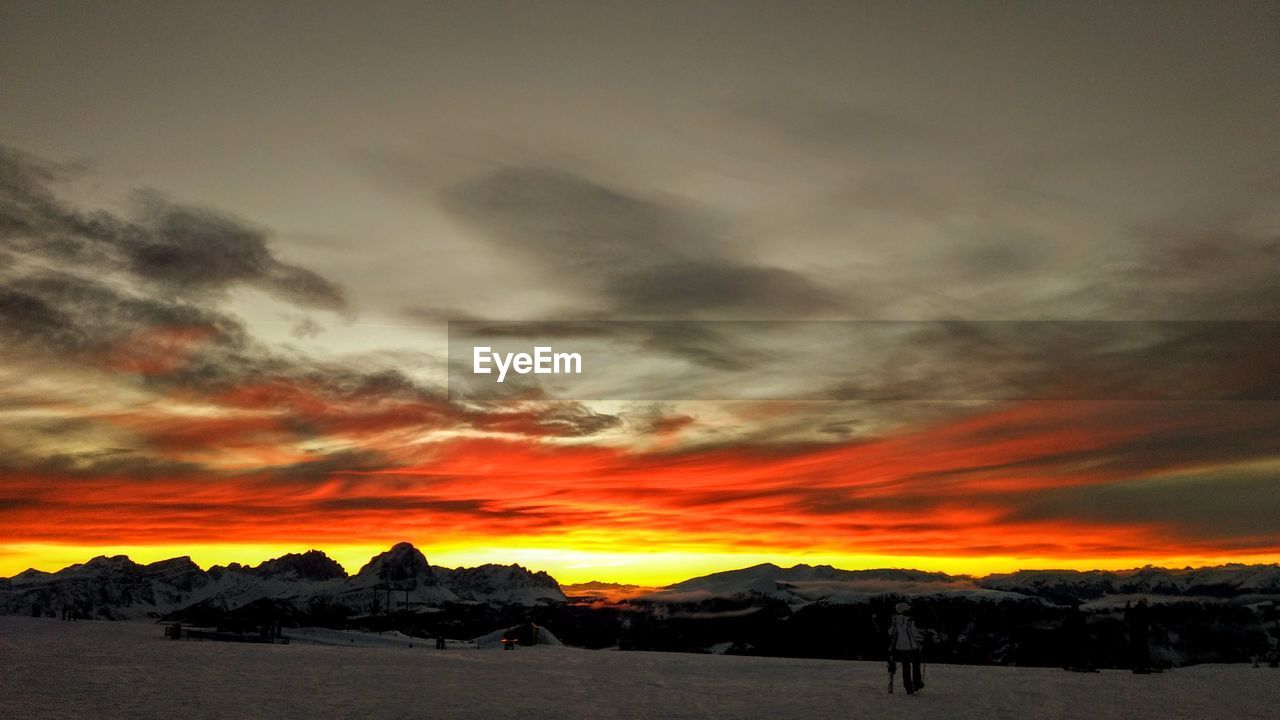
[3,542,1278,586]
[0,542,391,579]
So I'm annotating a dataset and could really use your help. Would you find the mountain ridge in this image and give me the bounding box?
[0,542,566,620]
[3,545,1278,621]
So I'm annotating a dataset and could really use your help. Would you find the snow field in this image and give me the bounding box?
[2,616,1275,720]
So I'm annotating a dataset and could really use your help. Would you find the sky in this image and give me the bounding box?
[1,1,1278,584]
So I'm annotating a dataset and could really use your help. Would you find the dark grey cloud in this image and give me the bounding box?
[441,164,842,319]
[0,285,79,352]
[443,166,700,273]
[0,145,629,492]
[613,262,837,317]
[132,202,346,309]
[0,145,75,237]
[264,448,400,483]
[0,445,208,480]
[1,270,250,356]
[432,164,851,387]
[1081,231,1280,321]
[821,321,1280,402]
[1002,468,1280,542]
[910,403,1280,483]
[620,403,695,436]
[0,146,347,311]
[635,323,767,372]
[447,318,1280,405]
[0,146,348,400]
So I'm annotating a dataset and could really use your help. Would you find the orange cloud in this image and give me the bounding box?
[3,398,1279,582]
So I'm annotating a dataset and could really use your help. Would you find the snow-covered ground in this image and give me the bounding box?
[285,626,443,649]
[2,616,1275,720]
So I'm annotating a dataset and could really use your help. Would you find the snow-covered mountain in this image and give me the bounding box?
[435,563,563,605]
[339,542,459,609]
[0,543,566,620]
[0,555,210,620]
[5,550,1278,621]
[642,563,1023,605]
[979,564,1280,602]
[354,543,437,585]
[635,562,1280,607]
[240,550,347,581]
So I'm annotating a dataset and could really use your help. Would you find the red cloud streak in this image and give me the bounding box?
[3,398,1278,568]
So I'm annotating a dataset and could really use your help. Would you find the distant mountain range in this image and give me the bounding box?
[0,543,564,620]
[3,544,1278,621]
[644,562,1280,608]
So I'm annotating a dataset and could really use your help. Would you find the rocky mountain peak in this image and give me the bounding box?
[252,550,347,581]
[354,542,434,586]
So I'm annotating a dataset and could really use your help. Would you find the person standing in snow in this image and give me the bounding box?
[889,602,925,694]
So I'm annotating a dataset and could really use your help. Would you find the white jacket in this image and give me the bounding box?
[890,613,922,651]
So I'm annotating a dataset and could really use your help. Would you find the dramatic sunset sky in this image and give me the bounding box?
[1,2,1277,584]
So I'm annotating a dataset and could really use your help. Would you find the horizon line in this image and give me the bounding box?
[6,542,1279,587]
